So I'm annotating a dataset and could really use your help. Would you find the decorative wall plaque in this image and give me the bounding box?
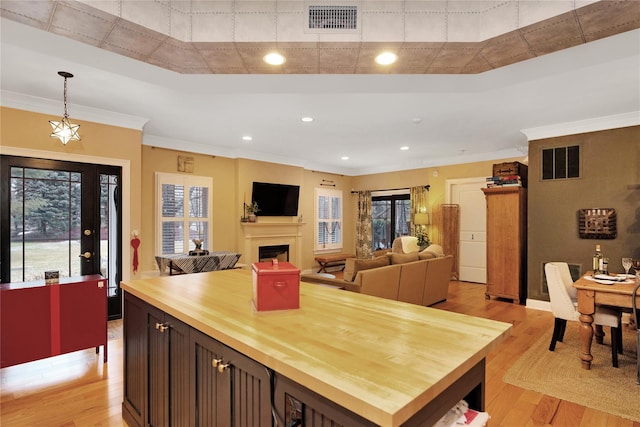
[578,208,617,239]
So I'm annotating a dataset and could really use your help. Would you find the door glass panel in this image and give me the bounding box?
[10,167,81,282]
[100,174,119,297]
[372,199,391,251]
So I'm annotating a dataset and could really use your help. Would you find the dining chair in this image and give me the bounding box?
[545,262,622,368]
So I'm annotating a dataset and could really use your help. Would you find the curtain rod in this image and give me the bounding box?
[350,185,430,194]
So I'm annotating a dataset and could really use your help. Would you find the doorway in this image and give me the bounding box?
[447,178,487,283]
[1,155,123,319]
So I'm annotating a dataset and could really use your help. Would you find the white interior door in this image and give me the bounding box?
[449,179,487,283]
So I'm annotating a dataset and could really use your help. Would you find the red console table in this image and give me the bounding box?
[0,274,107,368]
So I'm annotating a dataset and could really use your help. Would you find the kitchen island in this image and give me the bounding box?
[121,269,511,427]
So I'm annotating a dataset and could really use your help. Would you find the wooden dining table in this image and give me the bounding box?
[573,272,639,370]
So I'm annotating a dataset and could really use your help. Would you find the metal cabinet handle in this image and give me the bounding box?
[155,322,169,332]
[217,362,230,373]
[212,358,222,368]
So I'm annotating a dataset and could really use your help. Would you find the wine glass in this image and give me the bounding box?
[622,257,632,278]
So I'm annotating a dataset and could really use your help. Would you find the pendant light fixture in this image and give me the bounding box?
[49,71,81,145]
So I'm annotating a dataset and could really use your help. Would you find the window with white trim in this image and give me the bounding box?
[315,188,343,251]
[156,172,212,255]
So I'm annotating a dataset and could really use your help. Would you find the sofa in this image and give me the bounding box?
[303,245,454,307]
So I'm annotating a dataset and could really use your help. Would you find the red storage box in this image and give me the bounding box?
[252,261,300,311]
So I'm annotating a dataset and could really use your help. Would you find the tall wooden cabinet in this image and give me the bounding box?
[482,187,527,304]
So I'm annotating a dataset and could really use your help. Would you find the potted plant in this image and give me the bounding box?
[414,227,430,250]
[246,201,259,222]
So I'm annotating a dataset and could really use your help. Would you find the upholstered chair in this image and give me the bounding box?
[545,262,622,367]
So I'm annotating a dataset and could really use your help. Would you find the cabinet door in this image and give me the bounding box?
[223,345,272,426]
[122,292,149,427]
[191,328,229,426]
[190,329,272,427]
[59,278,106,355]
[0,286,51,368]
[148,305,191,427]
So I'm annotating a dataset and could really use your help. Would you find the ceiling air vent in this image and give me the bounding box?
[308,5,358,31]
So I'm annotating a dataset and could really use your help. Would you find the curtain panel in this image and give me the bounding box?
[355,191,372,259]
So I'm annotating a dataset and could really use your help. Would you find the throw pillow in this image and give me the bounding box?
[390,252,419,264]
[346,256,390,281]
[420,244,445,259]
[418,250,437,260]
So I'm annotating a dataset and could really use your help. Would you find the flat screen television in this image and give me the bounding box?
[251,182,300,216]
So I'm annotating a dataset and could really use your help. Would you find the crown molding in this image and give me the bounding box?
[1,90,149,131]
[521,111,640,141]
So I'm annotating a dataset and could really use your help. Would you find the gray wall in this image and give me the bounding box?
[527,126,640,301]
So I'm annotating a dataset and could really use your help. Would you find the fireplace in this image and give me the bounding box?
[240,222,304,266]
[259,245,289,262]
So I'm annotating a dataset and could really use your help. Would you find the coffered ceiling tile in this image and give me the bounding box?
[397,44,443,69]
[477,1,519,40]
[278,45,319,69]
[518,0,574,28]
[236,44,278,68]
[404,13,447,42]
[430,43,481,69]
[121,0,170,35]
[195,42,246,70]
[447,11,483,42]
[233,0,277,13]
[191,1,234,14]
[480,31,534,68]
[50,1,118,46]
[576,0,640,42]
[192,13,234,42]
[234,11,277,42]
[361,12,404,41]
[0,0,56,30]
[170,7,191,41]
[521,12,584,56]
[274,11,316,42]
[319,44,361,69]
[150,38,209,72]
[76,0,121,17]
[404,1,447,14]
[461,53,493,74]
[103,20,167,60]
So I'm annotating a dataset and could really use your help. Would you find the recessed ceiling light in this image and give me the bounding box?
[375,52,397,65]
[301,117,314,122]
[242,136,252,141]
[263,52,285,65]
[341,156,349,160]
[400,146,409,151]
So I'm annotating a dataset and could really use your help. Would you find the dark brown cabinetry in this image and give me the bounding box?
[482,187,527,304]
[122,292,271,427]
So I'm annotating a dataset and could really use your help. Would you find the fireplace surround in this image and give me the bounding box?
[240,222,303,267]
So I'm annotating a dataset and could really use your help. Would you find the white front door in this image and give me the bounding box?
[448,179,487,283]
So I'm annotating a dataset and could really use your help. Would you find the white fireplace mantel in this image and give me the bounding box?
[240,222,305,267]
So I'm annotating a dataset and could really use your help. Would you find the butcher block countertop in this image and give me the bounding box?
[121,269,511,426]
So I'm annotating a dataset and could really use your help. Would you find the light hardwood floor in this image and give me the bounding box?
[1,281,638,427]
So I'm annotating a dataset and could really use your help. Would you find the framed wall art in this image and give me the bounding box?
[578,208,616,239]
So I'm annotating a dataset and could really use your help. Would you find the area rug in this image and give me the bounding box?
[503,322,639,422]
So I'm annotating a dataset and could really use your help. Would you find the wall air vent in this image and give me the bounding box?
[307,4,359,32]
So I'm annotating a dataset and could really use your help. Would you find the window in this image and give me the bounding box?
[542,145,580,180]
[156,173,212,255]
[315,188,342,251]
[372,192,411,251]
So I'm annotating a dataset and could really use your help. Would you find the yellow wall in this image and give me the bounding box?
[0,106,143,280]
[140,146,237,272]
[349,158,522,245]
[2,106,526,279]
